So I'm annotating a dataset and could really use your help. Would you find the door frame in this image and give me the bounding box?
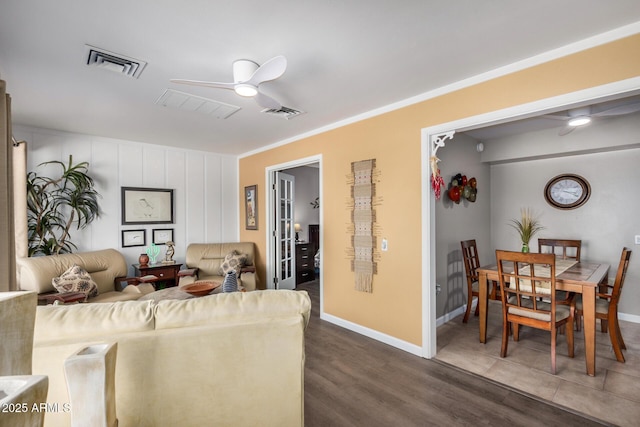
[421,77,640,358]
[265,155,323,299]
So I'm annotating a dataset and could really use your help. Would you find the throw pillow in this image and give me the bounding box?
[52,264,99,300]
[219,250,248,275]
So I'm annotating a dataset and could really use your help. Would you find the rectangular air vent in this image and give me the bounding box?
[155,89,241,119]
[84,45,147,78]
[261,106,305,120]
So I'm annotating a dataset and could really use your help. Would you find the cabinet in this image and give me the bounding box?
[133,263,182,289]
[295,243,315,284]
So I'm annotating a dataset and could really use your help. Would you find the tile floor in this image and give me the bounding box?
[435,300,640,426]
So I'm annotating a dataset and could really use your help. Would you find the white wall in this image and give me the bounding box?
[15,125,239,276]
[435,133,491,318]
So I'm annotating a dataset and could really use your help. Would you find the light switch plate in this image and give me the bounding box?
[635,235,640,245]
[381,238,388,251]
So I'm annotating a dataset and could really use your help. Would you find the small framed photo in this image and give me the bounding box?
[122,229,146,247]
[121,187,174,225]
[152,228,174,245]
[245,185,258,230]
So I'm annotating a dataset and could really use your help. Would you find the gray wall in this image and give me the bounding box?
[435,133,491,318]
[15,125,238,276]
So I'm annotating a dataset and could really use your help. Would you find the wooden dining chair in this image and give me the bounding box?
[496,250,575,374]
[538,238,582,306]
[460,240,501,323]
[574,247,632,363]
[538,238,581,261]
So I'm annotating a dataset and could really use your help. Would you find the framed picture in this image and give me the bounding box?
[245,185,258,230]
[152,228,174,245]
[121,187,174,225]
[122,229,146,247]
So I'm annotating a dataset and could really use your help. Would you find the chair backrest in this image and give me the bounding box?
[460,240,480,283]
[538,238,581,261]
[611,247,632,306]
[496,250,557,322]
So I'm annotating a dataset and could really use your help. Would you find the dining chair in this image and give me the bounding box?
[538,238,582,306]
[574,247,632,363]
[496,250,575,374]
[538,238,581,261]
[461,240,501,323]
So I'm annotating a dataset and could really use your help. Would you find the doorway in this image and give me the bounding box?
[421,79,640,359]
[265,155,323,308]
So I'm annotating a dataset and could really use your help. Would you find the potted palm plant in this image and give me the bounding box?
[27,155,101,256]
[509,208,544,253]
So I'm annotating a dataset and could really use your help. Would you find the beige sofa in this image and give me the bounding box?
[178,242,259,291]
[32,289,311,427]
[16,249,154,303]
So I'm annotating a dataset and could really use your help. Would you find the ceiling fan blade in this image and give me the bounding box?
[170,79,236,90]
[558,126,575,136]
[593,102,640,117]
[254,91,282,110]
[246,56,287,86]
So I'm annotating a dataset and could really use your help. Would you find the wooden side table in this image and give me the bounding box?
[38,292,86,305]
[133,263,182,289]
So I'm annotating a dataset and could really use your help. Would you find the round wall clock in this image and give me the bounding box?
[544,174,591,210]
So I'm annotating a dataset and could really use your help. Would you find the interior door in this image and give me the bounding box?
[274,171,296,290]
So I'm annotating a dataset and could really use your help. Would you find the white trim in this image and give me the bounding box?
[240,22,640,159]
[421,77,640,360]
[619,312,640,324]
[264,155,324,312]
[320,313,423,357]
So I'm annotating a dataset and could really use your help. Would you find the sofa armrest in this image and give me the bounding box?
[178,268,199,278]
[114,275,160,291]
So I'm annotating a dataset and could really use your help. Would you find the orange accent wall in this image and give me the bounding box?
[240,34,640,346]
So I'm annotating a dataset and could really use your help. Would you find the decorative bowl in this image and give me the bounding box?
[182,282,220,297]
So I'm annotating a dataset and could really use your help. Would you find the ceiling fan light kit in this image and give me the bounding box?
[568,116,591,127]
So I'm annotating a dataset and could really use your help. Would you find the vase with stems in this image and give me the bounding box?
[509,208,544,253]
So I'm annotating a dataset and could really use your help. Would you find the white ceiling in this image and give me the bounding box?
[1,1,640,155]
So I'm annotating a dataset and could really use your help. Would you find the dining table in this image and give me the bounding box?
[477,259,610,376]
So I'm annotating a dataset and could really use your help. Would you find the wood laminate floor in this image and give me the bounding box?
[297,281,613,427]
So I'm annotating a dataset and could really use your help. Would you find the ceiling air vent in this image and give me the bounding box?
[261,106,305,120]
[155,89,241,119]
[84,45,147,78]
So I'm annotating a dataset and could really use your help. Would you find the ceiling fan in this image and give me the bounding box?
[544,98,640,136]
[170,55,287,110]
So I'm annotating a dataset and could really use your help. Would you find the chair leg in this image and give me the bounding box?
[512,323,520,341]
[551,329,557,375]
[575,310,582,332]
[601,318,608,333]
[462,290,473,323]
[500,319,509,358]
[567,321,574,358]
[474,300,479,316]
[615,312,626,350]
[609,315,625,363]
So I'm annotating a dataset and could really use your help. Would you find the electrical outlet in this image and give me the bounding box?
[381,238,388,251]
[635,235,640,245]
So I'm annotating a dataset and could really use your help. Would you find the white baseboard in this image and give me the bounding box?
[320,299,638,359]
[320,312,423,357]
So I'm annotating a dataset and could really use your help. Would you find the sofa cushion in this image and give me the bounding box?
[219,250,248,275]
[34,300,155,344]
[154,290,311,330]
[52,265,99,300]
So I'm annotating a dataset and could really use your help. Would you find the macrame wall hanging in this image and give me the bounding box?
[346,159,381,293]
